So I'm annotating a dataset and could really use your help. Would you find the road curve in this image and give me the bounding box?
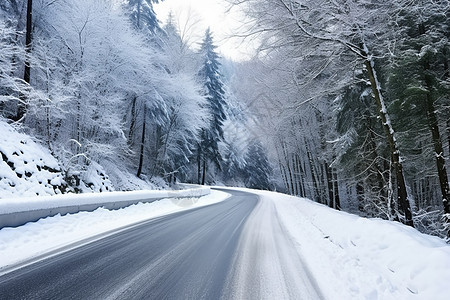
[0,189,258,299]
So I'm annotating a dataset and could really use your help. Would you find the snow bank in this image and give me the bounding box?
[0,189,229,271]
[0,185,211,228]
[0,185,210,214]
[253,190,450,300]
[0,121,64,198]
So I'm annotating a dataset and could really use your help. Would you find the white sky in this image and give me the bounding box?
[154,0,255,61]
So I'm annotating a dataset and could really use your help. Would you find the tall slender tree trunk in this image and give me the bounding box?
[325,162,334,208]
[362,46,414,227]
[16,0,32,121]
[305,141,320,203]
[423,62,450,230]
[280,142,294,194]
[275,144,290,193]
[197,144,202,184]
[128,96,137,144]
[201,159,206,185]
[136,108,146,177]
[136,0,141,29]
[290,156,298,196]
[24,0,32,84]
[295,154,305,197]
[332,168,341,210]
[447,120,450,157]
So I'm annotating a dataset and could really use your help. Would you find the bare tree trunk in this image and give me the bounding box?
[290,156,298,196]
[136,108,146,177]
[332,168,341,210]
[16,0,32,121]
[295,154,305,197]
[305,141,320,203]
[275,144,290,193]
[423,62,450,230]
[23,0,32,84]
[362,48,414,227]
[447,120,450,157]
[136,0,141,29]
[281,142,294,194]
[325,162,334,208]
[201,158,206,185]
[356,182,365,212]
[128,96,137,144]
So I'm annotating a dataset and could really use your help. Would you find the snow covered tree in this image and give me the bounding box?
[232,0,416,226]
[0,20,25,119]
[386,1,450,232]
[196,28,227,185]
[244,140,272,190]
[125,0,163,34]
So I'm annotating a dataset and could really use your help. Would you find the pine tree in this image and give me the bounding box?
[126,0,162,34]
[244,140,272,190]
[387,3,450,231]
[197,28,227,184]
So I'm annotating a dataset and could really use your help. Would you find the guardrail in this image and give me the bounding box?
[0,185,210,229]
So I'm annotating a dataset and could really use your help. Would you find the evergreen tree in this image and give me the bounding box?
[126,0,162,34]
[244,140,272,190]
[387,3,450,231]
[197,28,227,184]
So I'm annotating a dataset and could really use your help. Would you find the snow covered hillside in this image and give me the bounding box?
[0,120,161,198]
[0,121,65,198]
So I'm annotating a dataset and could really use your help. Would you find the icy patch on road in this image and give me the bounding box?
[0,190,229,270]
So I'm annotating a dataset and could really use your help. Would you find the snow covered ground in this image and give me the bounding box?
[245,189,450,300]
[0,189,229,271]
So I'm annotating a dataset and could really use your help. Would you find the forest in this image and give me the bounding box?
[0,0,449,238]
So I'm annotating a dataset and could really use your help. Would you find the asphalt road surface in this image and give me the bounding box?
[0,189,323,299]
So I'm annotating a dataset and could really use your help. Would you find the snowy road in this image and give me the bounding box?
[0,189,322,299]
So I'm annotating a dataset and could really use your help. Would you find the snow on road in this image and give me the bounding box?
[225,196,324,300]
[243,189,450,300]
[0,190,229,271]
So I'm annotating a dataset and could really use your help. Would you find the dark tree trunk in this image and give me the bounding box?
[281,142,294,194]
[363,52,414,227]
[136,0,141,29]
[24,0,32,84]
[290,156,298,196]
[356,182,365,212]
[136,108,146,178]
[197,145,201,184]
[128,96,137,144]
[295,154,305,197]
[447,120,450,157]
[276,145,290,194]
[201,158,206,185]
[305,141,320,203]
[325,162,334,208]
[16,0,33,121]
[332,168,341,210]
[423,60,450,230]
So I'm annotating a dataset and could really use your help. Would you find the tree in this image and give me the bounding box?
[126,0,163,34]
[244,140,272,190]
[387,2,450,231]
[15,0,32,121]
[232,0,415,226]
[0,20,25,118]
[197,28,227,184]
